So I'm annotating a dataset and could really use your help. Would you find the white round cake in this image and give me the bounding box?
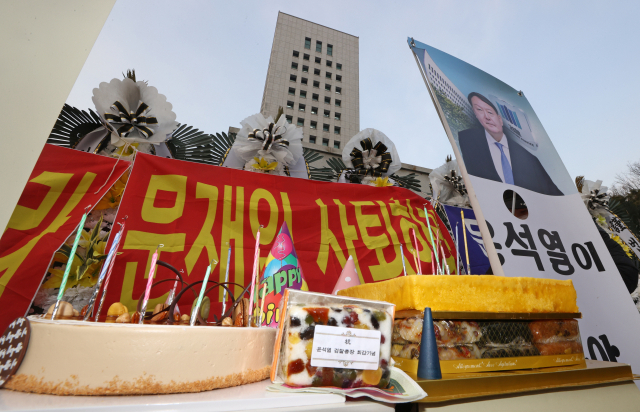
[5,316,276,395]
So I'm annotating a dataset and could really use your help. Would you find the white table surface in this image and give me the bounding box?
[0,379,394,412]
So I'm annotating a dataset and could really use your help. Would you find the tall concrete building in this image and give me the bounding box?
[260,12,359,155]
[255,12,432,194]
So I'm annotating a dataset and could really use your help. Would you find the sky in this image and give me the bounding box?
[67,0,640,189]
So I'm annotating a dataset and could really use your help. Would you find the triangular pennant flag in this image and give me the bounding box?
[254,222,308,327]
[332,256,360,294]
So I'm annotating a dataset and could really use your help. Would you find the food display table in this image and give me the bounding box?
[412,360,640,411]
[0,379,393,412]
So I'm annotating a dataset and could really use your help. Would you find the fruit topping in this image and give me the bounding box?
[373,310,387,322]
[305,340,314,358]
[299,325,315,340]
[362,367,383,386]
[287,359,305,376]
[370,314,380,330]
[327,317,338,326]
[342,311,359,326]
[304,307,330,325]
[290,316,301,327]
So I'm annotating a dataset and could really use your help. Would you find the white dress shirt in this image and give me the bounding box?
[485,130,512,183]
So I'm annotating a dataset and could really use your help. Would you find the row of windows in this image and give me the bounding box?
[292,50,342,70]
[287,88,341,106]
[285,102,341,119]
[291,63,342,81]
[284,116,341,134]
[289,76,342,93]
[308,135,340,149]
[303,37,333,56]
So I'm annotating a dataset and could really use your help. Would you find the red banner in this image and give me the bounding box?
[104,153,456,317]
[0,144,130,331]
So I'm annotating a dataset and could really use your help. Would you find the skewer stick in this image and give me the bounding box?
[422,205,441,275]
[400,244,407,276]
[411,228,422,275]
[139,244,163,324]
[461,210,471,275]
[191,258,217,326]
[222,243,232,316]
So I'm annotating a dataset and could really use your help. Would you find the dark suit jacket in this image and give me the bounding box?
[458,128,563,196]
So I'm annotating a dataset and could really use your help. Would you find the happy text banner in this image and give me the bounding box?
[0,144,130,331]
[105,153,455,316]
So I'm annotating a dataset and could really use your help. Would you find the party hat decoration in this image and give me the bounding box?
[332,256,360,294]
[254,222,308,327]
[417,307,442,380]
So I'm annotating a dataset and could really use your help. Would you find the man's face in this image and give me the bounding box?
[471,96,503,138]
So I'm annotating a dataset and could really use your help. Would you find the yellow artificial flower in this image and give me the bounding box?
[43,257,83,290]
[252,157,278,171]
[112,142,139,157]
[611,235,634,259]
[371,177,394,187]
[94,169,130,210]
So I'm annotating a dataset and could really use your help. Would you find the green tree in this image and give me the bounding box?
[433,88,478,139]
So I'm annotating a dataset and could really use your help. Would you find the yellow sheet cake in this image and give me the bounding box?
[337,276,578,313]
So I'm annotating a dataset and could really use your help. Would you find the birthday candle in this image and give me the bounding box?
[191,259,216,326]
[400,244,407,276]
[440,244,450,275]
[423,206,441,275]
[411,228,422,275]
[247,229,261,326]
[84,223,124,321]
[435,229,442,275]
[95,223,125,322]
[258,283,267,327]
[52,209,89,320]
[222,245,232,316]
[139,244,162,324]
[461,210,470,275]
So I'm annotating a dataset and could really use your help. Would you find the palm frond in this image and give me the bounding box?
[166,124,236,166]
[47,104,103,148]
[391,173,422,192]
[303,148,337,181]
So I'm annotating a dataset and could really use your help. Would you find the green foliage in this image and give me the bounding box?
[434,88,477,138]
[610,192,640,238]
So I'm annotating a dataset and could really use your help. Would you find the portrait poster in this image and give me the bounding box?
[408,38,640,372]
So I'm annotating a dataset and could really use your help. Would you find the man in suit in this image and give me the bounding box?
[458,92,563,196]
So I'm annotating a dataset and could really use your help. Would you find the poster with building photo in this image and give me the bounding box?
[408,38,640,371]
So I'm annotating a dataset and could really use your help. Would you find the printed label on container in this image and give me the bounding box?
[310,325,381,370]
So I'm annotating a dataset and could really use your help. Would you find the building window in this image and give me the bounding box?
[299,103,305,112]
[310,121,317,129]
[325,84,331,91]
[313,80,320,88]
[335,87,342,95]
[300,90,307,98]
[333,141,340,149]
[326,60,332,67]
[337,63,342,70]
[334,112,341,120]
[336,75,342,82]
[288,87,295,95]
[309,135,316,144]
[302,65,309,73]
[305,37,311,49]
[335,99,341,107]
[312,93,319,101]
[286,100,294,109]
[311,106,318,115]
[323,123,330,132]
[326,72,332,79]
[290,74,297,82]
[301,77,308,85]
[322,138,329,146]
[291,62,298,70]
[314,68,321,76]
[303,53,310,60]
[323,109,330,118]
[324,96,331,104]
[293,50,299,58]
[315,56,321,64]
[285,115,292,124]
[334,126,341,135]
[316,41,322,52]
[327,44,333,56]
[297,118,304,127]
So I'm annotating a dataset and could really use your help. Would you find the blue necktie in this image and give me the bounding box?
[495,142,514,184]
